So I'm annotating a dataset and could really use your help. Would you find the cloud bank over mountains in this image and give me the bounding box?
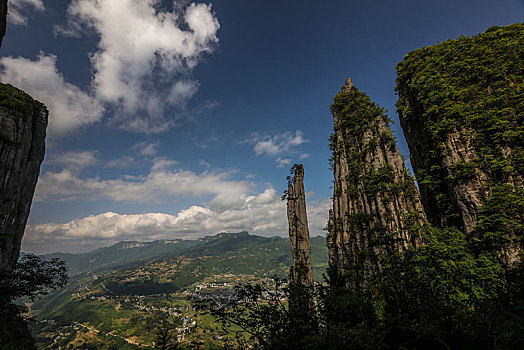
[1,0,220,135]
[25,187,330,254]
[26,149,330,253]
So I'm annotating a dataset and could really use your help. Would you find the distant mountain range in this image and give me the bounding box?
[35,231,328,278]
[37,238,199,276]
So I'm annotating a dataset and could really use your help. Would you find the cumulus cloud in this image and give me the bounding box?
[35,157,252,211]
[199,160,211,168]
[276,157,291,168]
[48,150,98,172]
[61,0,220,132]
[8,0,44,25]
[23,192,331,254]
[0,54,105,135]
[247,131,308,157]
[300,153,310,159]
[1,1,219,136]
[104,156,135,168]
[133,142,158,156]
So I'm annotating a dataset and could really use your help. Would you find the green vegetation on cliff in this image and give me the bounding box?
[396,24,523,178]
[396,23,524,230]
[327,81,427,290]
[329,86,418,204]
[0,83,46,119]
[330,86,390,140]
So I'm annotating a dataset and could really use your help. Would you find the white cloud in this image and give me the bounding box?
[35,157,252,211]
[199,160,211,168]
[2,1,219,136]
[48,150,98,172]
[276,157,291,168]
[61,0,220,133]
[8,0,44,25]
[248,131,308,157]
[104,156,135,169]
[23,193,331,254]
[300,153,310,159]
[132,142,158,156]
[0,54,105,135]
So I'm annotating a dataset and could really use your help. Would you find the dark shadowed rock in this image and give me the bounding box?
[0,0,7,48]
[396,24,523,265]
[0,83,47,270]
[286,164,314,289]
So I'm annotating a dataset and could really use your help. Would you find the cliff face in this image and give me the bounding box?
[327,78,426,288]
[286,164,314,288]
[0,0,7,47]
[396,24,523,262]
[0,83,48,270]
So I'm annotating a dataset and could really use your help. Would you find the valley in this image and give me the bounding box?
[29,232,328,349]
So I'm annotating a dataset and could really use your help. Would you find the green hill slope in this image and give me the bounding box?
[31,232,328,349]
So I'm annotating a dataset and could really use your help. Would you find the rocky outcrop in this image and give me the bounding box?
[0,83,48,270]
[286,164,314,289]
[396,24,523,239]
[327,78,426,288]
[0,0,7,47]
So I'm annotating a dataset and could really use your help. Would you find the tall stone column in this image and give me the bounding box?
[327,77,426,289]
[286,164,314,289]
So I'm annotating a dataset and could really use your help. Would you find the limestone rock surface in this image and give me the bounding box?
[327,78,426,288]
[396,24,523,235]
[0,83,47,270]
[286,164,314,288]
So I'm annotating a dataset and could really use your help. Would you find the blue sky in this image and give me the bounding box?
[2,0,522,253]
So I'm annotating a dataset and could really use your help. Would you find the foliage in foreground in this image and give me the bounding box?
[154,327,181,349]
[194,278,320,349]
[195,225,524,349]
[0,254,68,349]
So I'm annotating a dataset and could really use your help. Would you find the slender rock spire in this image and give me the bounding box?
[286,164,314,289]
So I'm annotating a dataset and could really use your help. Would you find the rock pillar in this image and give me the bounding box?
[327,78,426,288]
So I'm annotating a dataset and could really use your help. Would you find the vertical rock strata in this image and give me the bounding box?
[327,78,426,288]
[0,83,48,270]
[396,24,523,261]
[286,164,314,289]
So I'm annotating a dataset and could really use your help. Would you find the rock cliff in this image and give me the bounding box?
[396,24,523,263]
[0,0,7,47]
[327,78,426,288]
[286,164,314,288]
[0,83,48,270]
